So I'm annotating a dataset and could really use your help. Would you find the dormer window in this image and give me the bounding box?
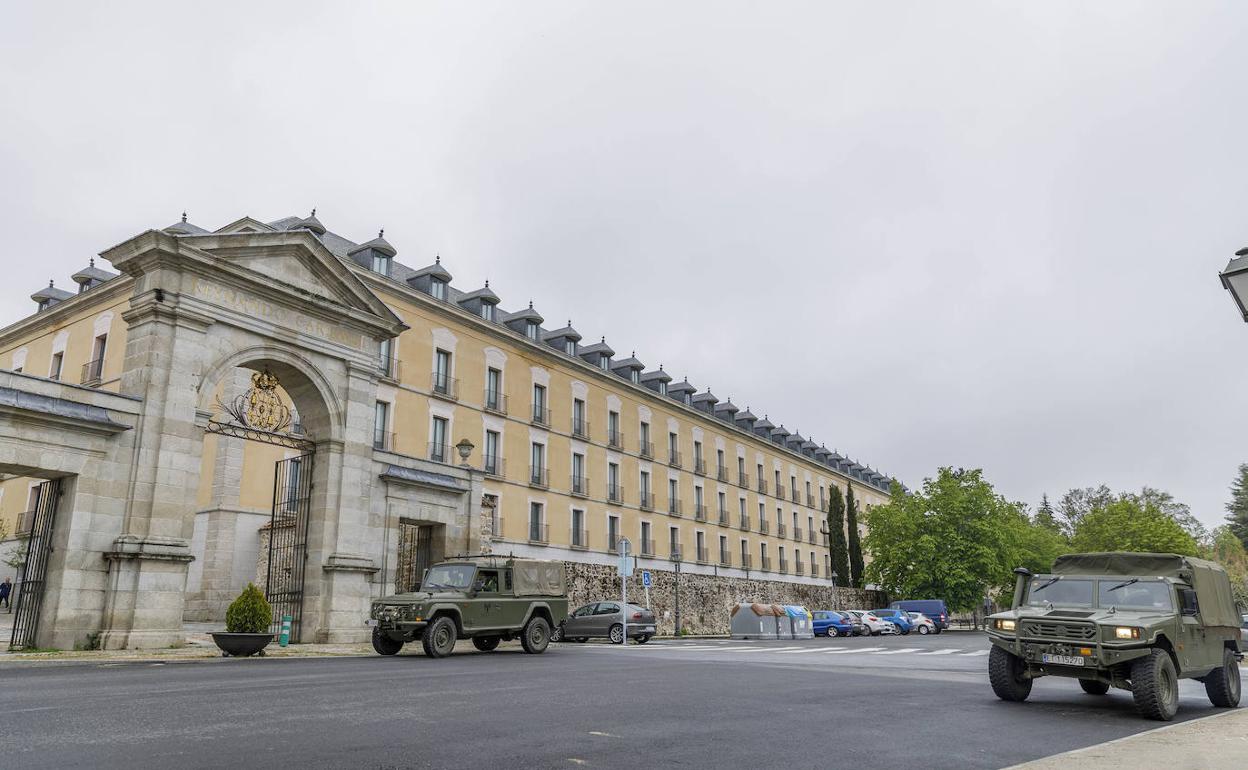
[684,393,692,406]
[430,279,447,300]
[599,356,609,371]
[371,254,391,276]
[37,300,49,312]
[481,304,495,322]
[565,340,576,355]
[526,321,539,340]
[658,381,667,396]
[78,282,90,294]
[630,369,640,384]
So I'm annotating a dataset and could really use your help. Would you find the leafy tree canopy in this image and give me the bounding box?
[1226,464,1248,550]
[1069,498,1198,556]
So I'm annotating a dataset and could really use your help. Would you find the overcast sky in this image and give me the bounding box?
[2,3,1246,530]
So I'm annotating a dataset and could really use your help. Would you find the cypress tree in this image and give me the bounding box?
[826,484,850,587]
[846,482,865,588]
[1227,464,1248,549]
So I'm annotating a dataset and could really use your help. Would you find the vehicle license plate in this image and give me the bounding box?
[1042,653,1084,666]
[364,619,378,627]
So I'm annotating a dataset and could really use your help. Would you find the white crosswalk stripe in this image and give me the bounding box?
[821,646,885,654]
[960,649,989,656]
[872,648,920,655]
[915,648,961,655]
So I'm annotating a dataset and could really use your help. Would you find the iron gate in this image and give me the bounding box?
[395,522,434,593]
[9,479,62,650]
[267,453,313,640]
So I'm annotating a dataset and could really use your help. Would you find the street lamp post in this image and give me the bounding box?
[1219,246,1248,320]
[830,571,839,610]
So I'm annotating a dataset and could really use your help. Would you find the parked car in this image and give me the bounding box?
[812,610,855,637]
[839,610,868,636]
[906,612,937,635]
[871,608,914,635]
[555,602,656,644]
[890,599,950,632]
[846,610,897,636]
[1241,612,1247,642]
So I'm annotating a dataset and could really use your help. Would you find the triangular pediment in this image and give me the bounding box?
[216,216,277,234]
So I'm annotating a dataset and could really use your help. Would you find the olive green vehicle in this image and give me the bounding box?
[367,556,569,658]
[986,552,1243,721]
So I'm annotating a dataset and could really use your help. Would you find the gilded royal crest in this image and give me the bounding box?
[217,368,293,433]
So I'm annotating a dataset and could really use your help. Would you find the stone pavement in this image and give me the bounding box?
[1007,708,1248,770]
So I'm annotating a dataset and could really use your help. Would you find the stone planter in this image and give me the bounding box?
[211,632,274,657]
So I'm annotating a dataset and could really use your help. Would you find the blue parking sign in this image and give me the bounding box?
[642,570,652,588]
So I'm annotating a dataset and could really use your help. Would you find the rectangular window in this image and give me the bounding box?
[481,303,495,321]
[694,440,703,465]
[658,380,667,396]
[530,442,546,486]
[608,515,620,552]
[630,369,640,384]
[572,453,586,495]
[486,367,503,411]
[696,531,706,562]
[669,526,680,556]
[741,539,749,563]
[84,334,107,383]
[640,470,651,506]
[429,416,448,461]
[526,321,539,340]
[573,398,587,437]
[719,535,729,564]
[641,521,652,555]
[484,430,500,475]
[718,491,726,515]
[529,502,545,542]
[608,462,620,501]
[372,253,390,276]
[608,410,620,446]
[378,337,393,376]
[430,278,447,300]
[571,508,585,547]
[668,478,679,511]
[564,339,576,355]
[373,401,389,450]
[639,421,652,456]
[599,356,609,370]
[533,384,547,423]
[434,349,453,395]
[49,352,63,381]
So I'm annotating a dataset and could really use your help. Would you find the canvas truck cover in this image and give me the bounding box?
[512,560,567,597]
[1051,552,1240,629]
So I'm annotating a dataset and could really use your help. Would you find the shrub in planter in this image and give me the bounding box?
[226,583,273,633]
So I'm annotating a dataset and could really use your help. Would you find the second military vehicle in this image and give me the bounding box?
[986,552,1243,720]
[367,556,569,658]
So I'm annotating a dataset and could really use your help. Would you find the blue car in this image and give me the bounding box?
[871,608,914,635]
[812,610,855,637]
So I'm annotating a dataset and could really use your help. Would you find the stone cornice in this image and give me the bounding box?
[0,274,134,350]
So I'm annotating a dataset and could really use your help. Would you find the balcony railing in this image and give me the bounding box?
[528,522,549,544]
[572,417,590,439]
[640,539,655,556]
[431,372,458,401]
[696,547,709,564]
[608,429,624,449]
[81,358,104,386]
[808,530,817,544]
[717,466,729,482]
[607,536,619,554]
[427,441,450,463]
[669,546,683,562]
[570,475,590,497]
[570,528,589,549]
[760,556,772,571]
[757,479,768,495]
[15,509,36,535]
[776,486,786,501]
[810,563,819,578]
[790,488,800,503]
[779,559,789,574]
[668,450,682,469]
[758,520,769,535]
[739,515,750,531]
[693,458,706,476]
[740,553,752,570]
[379,356,400,381]
[373,431,394,451]
[795,562,804,576]
[693,504,706,522]
[718,509,730,526]
[738,471,750,489]
[793,527,803,542]
[531,405,551,427]
[719,552,731,567]
[667,499,682,517]
[806,493,816,507]
[822,533,831,546]
[639,493,655,511]
[483,390,508,415]
[483,455,505,478]
[489,514,504,541]
[639,441,654,459]
[776,523,786,538]
[608,484,625,503]
[528,466,549,489]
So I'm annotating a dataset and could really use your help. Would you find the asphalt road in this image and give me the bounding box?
[0,632,1234,770]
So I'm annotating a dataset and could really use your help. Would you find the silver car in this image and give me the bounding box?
[555,602,657,644]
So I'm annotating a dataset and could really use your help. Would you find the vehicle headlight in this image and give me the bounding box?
[1114,626,1140,640]
[994,619,1016,632]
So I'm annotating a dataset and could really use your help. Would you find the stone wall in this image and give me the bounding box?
[565,562,886,636]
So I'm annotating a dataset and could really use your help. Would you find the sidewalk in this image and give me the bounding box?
[1007,708,1248,770]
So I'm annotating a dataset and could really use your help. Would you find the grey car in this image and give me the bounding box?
[555,602,657,644]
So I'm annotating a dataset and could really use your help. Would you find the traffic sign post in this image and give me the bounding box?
[618,538,631,644]
[641,570,651,611]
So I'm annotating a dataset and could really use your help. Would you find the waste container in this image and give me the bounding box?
[729,602,786,640]
[785,605,814,639]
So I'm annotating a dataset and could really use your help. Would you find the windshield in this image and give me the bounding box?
[1099,581,1173,611]
[420,564,476,591]
[1026,577,1094,607]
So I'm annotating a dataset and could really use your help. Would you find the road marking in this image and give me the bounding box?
[872,648,920,655]
[915,648,961,655]
[588,731,620,738]
[960,649,989,656]
[821,646,885,654]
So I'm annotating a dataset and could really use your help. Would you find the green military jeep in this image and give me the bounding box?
[367,556,569,658]
[986,552,1243,720]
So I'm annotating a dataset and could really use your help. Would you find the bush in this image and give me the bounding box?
[225,583,273,634]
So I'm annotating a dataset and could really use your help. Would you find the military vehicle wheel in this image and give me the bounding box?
[521,616,551,654]
[1204,648,1242,708]
[608,624,625,644]
[371,628,403,656]
[1131,649,1179,720]
[1079,679,1110,695]
[472,636,501,652]
[989,646,1032,702]
[422,616,457,659]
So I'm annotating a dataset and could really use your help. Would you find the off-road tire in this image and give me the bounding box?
[989,646,1033,702]
[371,628,403,656]
[1079,679,1110,695]
[1204,648,1242,708]
[1131,649,1179,721]
[422,616,457,659]
[520,616,551,654]
[609,624,625,644]
[471,636,501,652]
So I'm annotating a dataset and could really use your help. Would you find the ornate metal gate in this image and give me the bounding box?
[267,453,313,640]
[9,479,62,650]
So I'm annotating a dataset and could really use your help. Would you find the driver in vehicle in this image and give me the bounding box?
[474,571,499,593]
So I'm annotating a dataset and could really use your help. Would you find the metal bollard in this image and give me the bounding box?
[279,615,292,647]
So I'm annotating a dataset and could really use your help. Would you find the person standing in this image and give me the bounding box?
[0,577,11,611]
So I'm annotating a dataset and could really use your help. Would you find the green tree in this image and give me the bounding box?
[1069,498,1198,556]
[862,467,1030,612]
[1202,525,1248,606]
[846,483,865,588]
[825,484,850,586]
[1057,485,1114,532]
[1226,464,1248,549]
[1034,493,1064,536]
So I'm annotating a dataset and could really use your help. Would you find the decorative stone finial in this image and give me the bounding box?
[528,300,534,309]
[181,211,187,223]
[89,258,95,267]
[436,254,441,264]
[379,228,385,238]
[311,208,316,217]
[600,336,605,344]
[48,279,54,287]
[485,280,490,288]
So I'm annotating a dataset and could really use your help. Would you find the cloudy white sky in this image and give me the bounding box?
[2,2,1245,529]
